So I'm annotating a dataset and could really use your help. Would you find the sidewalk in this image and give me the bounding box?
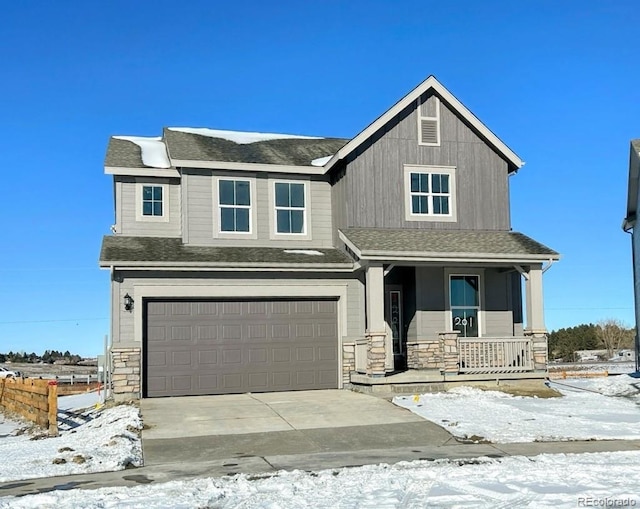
[2,432,639,498]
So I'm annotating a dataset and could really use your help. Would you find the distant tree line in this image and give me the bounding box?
[0,350,83,365]
[548,319,635,361]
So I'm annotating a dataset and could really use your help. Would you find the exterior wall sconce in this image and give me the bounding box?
[124,293,134,312]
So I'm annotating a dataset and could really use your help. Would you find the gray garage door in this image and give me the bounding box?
[144,299,339,397]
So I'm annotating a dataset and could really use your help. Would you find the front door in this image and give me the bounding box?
[385,285,405,368]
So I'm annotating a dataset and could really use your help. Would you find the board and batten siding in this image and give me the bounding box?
[115,177,181,237]
[111,271,365,346]
[334,92,511,231]
[183,170,334,248]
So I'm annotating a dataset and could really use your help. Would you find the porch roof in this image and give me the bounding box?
[99,236,354,270]
[339,228,559,263]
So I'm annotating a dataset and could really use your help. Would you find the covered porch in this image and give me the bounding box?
[339,228,560,386]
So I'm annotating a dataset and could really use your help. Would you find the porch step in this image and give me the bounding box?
[347,372,553,399]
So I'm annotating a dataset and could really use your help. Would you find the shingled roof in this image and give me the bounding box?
[105,129,349,169]
[105,138,148,168]
[164,128,348,166]
[99,236,354,268]
[340,228,559,261]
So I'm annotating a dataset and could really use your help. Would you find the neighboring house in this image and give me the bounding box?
[610,349,634,362]
[574,350,607,362]
[623,139,640,372]
[100,76,560,400]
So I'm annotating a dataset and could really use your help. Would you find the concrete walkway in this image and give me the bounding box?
[2,390,640,498]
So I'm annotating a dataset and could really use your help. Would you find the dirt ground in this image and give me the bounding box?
[1,362,97,378]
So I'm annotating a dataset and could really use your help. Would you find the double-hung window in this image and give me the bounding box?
[142,185,163,217]
[274,182,306,234]
[218,179,251,233]
[404,165,456,222]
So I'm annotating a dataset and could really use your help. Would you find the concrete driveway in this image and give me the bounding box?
[141,389,424,439]
[140,390,454,466]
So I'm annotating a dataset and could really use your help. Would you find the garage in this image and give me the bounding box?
[144,299,339,397]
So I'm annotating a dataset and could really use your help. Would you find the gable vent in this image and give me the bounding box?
[420,119,439,144]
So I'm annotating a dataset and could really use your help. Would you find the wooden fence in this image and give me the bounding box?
[0,378,58,435]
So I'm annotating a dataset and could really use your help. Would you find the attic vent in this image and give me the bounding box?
[418,95,440,146]
[420,119,438,145]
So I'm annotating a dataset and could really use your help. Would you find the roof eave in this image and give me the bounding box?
[105,166,180,177]
[99,260,354,271]
[170,159,325,174]
[357,251,560,263]
[324,75,523,174]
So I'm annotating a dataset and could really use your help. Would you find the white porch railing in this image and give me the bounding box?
[355,338,368,373]
[458,337,533,373]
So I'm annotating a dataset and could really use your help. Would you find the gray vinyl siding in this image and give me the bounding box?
[407,266,523,340]
[115,177,181,237]
[484,269,519,336]
[336,92,511,231]
[414,267,446,339]
[112,271,364,346]
[183,170,334,248]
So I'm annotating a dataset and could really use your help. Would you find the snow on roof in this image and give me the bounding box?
[283,249,325,256]
[168,127,324,145]
[310,155,333,167]
[113,136,170,169]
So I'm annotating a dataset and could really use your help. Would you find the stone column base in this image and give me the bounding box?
[111,347,141,400]
[439,331,461,374]
[525,330,548,370]
[366,331,387,377]
[342,343,355,383]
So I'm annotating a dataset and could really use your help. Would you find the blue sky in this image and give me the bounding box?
[1,1,638,357]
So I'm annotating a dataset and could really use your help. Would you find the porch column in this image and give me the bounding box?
[365,263,387,376]
[525,264,546,332]
[524,263,548,370]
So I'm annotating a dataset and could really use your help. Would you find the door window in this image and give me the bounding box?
[450,275,480,337]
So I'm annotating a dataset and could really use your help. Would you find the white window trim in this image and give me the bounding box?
[212,176,257,239]
[417,95,440,146]
[135,182,169,223]
[444,269,484,337]
[268,178,312,240]
[403,165,457,223]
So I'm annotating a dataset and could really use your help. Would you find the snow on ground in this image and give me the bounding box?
[3,451,640,508]
[394,374,640,443]
[0,392,142,483]
[549,361,635,375]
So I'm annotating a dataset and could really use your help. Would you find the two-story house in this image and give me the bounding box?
[100,76,559,400]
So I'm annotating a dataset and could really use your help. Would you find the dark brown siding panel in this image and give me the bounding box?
[144,299,339,397]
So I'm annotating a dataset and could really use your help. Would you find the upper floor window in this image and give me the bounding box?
[219,179,251,232]
[142,185,163,216]
[404,165,456,222]
[274,182,306,234]
[136,182,169,222]
[418,95,440,146]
